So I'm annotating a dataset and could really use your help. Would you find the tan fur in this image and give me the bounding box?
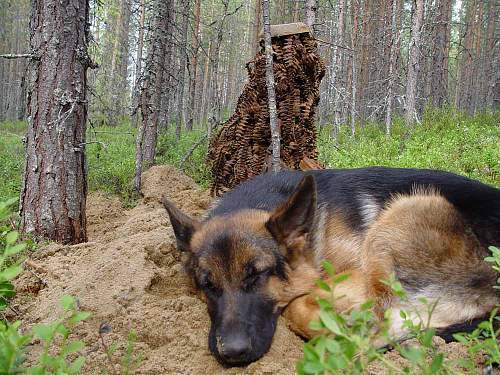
[283,192,499,342]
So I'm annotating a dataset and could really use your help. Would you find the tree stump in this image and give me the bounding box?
[207,23,326,196]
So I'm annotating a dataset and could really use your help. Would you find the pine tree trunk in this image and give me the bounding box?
[131,0,146,127]
[252,0,263,55]
[21,0,91,244]
[137,0,170,176]
[186,0,201,131]
[385,0,399,134]
[262,0,280,172]
[174,0,190,139]
[331,0,346,139]
[405,0,424,126]
[485,0,498,107]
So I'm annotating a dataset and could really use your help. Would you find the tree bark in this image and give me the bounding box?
[385,0,399,134]
[174,0,191,139]
[305,0,317,32]
[131,0,146,127]
[262,0,280,172]
[405,0,424,126]
[429,0,452,107]
[186,0,201,131]
[251,0,263,55]
[137,0,170,175]
[20,0,92,244]
[330,0,346,139]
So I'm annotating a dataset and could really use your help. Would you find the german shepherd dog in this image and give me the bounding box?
[162,167,500,367]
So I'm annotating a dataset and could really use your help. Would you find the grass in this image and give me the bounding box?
[0,122,211,206]
[0,109,498,206]
[318,109,499,187]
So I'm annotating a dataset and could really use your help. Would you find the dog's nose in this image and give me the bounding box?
[221,334,251,363]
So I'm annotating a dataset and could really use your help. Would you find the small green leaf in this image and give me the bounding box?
[60,295,75,311]
[68,311,91,324]
[319,310,342,336]
[33,324,55,342]
[0,265,22,281]
[324,338,340,353]
[333,273,351,284]
[5,231,19,245]
[63,340,85,355]
[321,261,335,277]
[308,320,323,331]
[400,346,424,363]
[5,243,26,256]
[420,329,435,347]
[430,353,444,372]
[315,279,331,292]
[303,361,324,374]
[68,356,86,374]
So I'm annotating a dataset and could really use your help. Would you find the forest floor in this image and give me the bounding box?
[9,165,493,374]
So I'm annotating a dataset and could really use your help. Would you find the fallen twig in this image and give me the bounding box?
[180,133,208,171]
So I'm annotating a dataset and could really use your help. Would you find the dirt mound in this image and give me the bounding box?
[14,166,303,374]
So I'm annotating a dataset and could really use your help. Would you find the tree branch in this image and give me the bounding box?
[0,53,33,59]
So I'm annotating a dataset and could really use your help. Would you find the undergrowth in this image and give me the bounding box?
[297,246,500,374]
[1,110,498,206]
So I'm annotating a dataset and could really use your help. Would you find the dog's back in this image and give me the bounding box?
[210,167,500,247]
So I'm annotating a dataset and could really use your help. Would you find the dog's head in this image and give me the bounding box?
[163,175,320,366]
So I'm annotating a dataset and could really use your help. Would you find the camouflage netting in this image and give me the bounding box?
[207,28,326,196]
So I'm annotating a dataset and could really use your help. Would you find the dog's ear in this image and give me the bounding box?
[266,175,316,264]
[162,197,201,253]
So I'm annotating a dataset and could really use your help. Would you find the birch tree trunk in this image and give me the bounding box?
[20,0,92,244]
[405,0,424,126]
[262,0,280,172]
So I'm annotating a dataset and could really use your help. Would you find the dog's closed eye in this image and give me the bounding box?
[243,267,272,291]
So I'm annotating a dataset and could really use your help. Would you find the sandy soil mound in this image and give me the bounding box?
[14,166,304,374]
[12,165,493,374]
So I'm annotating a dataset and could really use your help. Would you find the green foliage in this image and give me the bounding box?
[319,109,499,187]
[0,121,25,203]
[453,246,500,368]
[0,295,90,374]
[27,295,90,374]
[297,254,500,374]
[0,198,26,312]
[1,110,498,206]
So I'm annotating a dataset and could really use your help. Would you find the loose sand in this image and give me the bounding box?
[12,166,494,374]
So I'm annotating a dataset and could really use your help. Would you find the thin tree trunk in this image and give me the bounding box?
[252,0,263,55]
[136,0,170,180]
[485,0,497,107]
[305,0,317,31]
[186,0,201,131]
[21,0,92,244]
[131,0,145,127]
[174,0,190,139]
[385,0,399,134]
[331,0,346,139]
[405,0,424,126]
[262,0,280,172]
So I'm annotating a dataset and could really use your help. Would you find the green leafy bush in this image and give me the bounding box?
[453,246,500,369]
[297,249,500,374]
[0,198,26,312]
